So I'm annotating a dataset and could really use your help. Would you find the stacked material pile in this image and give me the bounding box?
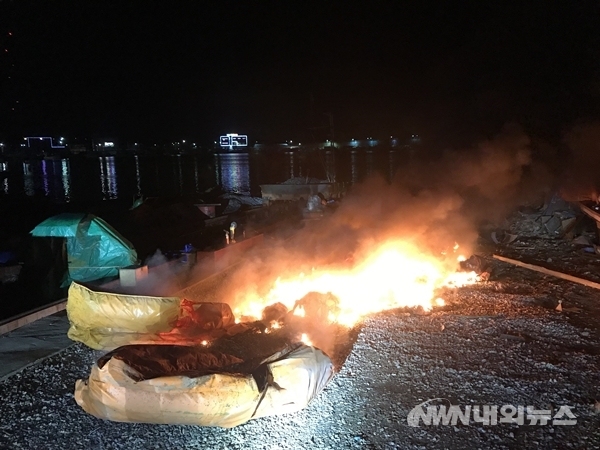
[68,283,346,427]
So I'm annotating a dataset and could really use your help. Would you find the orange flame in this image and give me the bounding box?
[301,333,313,346]
[234,240,477,327]
[293,306,306,317]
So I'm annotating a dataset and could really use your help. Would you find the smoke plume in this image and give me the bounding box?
[561,121,600,201]
[221,123,552,314]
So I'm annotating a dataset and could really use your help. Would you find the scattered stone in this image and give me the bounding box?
[1,238,600,449]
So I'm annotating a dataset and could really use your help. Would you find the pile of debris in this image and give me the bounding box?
[474,193,600,298]
[70,284,359,427]
[501,194,582,240]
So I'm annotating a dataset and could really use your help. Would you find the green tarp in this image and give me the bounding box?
[31,213,138,285]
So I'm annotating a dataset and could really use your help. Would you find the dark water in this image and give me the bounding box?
[0,149,407,204]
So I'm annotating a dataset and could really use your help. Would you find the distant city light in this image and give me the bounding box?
[25,137,66,148]
[104,142,114,147]
[220,133,248,148]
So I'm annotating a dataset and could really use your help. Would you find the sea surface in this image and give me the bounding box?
[0,148,406,204]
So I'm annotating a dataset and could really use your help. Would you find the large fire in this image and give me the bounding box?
[233,240,478,327]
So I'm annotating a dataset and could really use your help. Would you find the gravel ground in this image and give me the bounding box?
[1,254,600,449]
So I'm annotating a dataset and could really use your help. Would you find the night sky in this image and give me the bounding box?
[1,1,599,146]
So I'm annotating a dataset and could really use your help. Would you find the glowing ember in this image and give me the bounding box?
[201,340,208,346]
[234,240,478,327]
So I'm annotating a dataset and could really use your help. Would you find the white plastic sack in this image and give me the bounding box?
[74,345,334,428]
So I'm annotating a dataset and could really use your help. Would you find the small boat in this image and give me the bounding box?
[260,177,345,203]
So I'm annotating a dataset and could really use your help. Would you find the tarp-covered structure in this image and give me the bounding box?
[31,213,137,285]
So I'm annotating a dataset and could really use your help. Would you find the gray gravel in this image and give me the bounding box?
[1,261,600,449]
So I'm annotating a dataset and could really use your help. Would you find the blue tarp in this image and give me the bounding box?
[31,213,138,285]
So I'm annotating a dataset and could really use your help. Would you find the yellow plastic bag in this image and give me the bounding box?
[67,282,181,350]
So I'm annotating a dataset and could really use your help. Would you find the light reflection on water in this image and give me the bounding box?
[99,156,118,200]
[134,155,141,197]
[350,150,359,184]
[17,159,72,200]
[285,152,295,179]
[23,161,34,196]
[214,153,250,195]
[61,159,71,202]
[41,160,50,196]
[193,156,200,193]
[1,161,8,194]
[0,148,407,202]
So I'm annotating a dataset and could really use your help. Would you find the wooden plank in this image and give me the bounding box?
[493,254,600,290]
[0,300,67,335]
[579,202,600,223]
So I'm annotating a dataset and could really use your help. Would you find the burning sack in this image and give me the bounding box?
[74,344,334,428]
[172,299,236,332]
